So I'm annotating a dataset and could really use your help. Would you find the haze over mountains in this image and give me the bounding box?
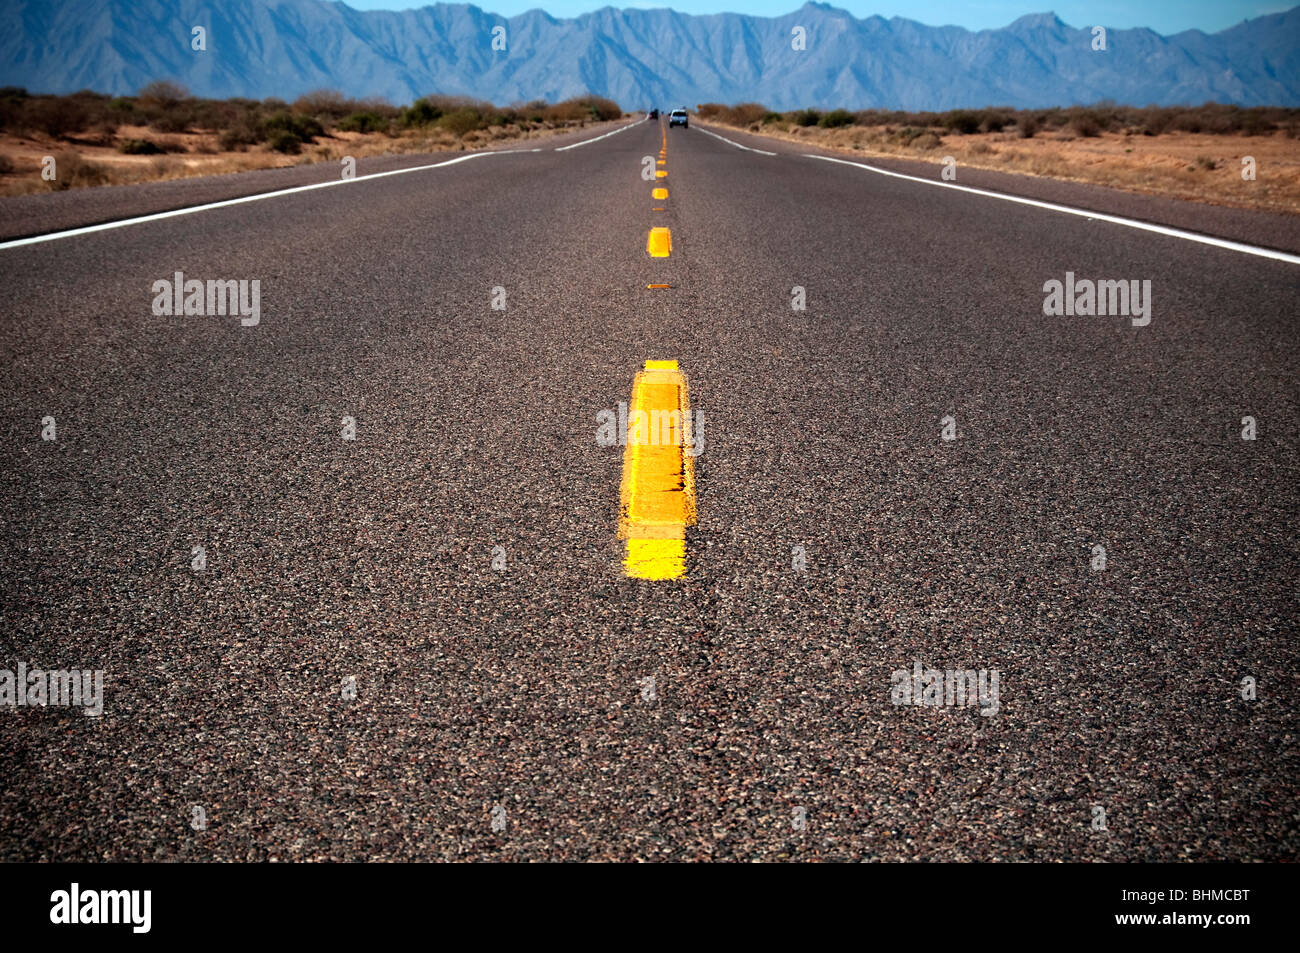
[3,0,1298,110]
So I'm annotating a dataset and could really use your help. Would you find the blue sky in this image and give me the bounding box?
[337,1,1292,34]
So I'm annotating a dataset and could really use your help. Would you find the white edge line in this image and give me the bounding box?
[554,118,642,151]
[806,153,1300,266]
[0,149,525,251]
[694,125,776,156]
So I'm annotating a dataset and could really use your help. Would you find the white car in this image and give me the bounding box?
[669,108,688,128]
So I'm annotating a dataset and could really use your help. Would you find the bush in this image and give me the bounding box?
[0,154,13,173]
[793,108,821,127]
[979,110,1010,133]
[1018,115,1039,138]
[818,108,854,128]
[263,111,323,140]
[293,89,352,119]
[148,111,192,133]
[118,138,164,155]
[47,151,108,190]
[941,110,981,134]
[402,97,444,126]
[137,81,189,107]
[24,97,89,137]
[438,107,484,137]
[336,111,389,134]
[218,116,262,150]
[266,129,302,153]
[1070,115,1101,137]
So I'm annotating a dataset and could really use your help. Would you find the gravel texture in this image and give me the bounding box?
[0,119,1296,861]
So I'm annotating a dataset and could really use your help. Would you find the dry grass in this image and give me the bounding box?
[0,88,625,196]
[0,119,614,196]
[711,120,1300,215]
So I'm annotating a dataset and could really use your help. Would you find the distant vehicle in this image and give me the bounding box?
[648,108,659,119]
[669,108,688,128]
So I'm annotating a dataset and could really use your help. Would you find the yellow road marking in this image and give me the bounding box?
[655,170,667,178]
[652,187,668,199]
[619,360,697,579]
[647,227,671,257]
[646,283,672,288]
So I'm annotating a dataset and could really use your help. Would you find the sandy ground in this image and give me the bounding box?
[718,122,1300,215]
[0,119,615,196]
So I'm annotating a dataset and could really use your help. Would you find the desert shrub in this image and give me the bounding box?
[337,111,389,133]
[792,108,821,127]
[402,97,444,126]
[137,81,189,107]
[942,110,981,134]
[1240,110,1273,136]
[544,96,621,122]
[218,111,265,149]
[293,89,353,119]
[148,110,192,133]
[438,107,484,137]
[1018,115,1039,138]
[47,151,108,190]
[979,110,1011,133]
[266,129,302,153]
[264,110,323,140]
[728,102,768,125]
[1070,114,1101,137]
[0,154,13,173]
[24,96,90,137]
[911,132,942,150]
[118,138,164,155]
[818,108,854,128]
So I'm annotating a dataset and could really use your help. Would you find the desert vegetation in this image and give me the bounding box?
[694,101,1300,213]
[0,84,624,194]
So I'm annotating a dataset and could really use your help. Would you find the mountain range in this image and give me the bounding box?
[3,0,1298,110]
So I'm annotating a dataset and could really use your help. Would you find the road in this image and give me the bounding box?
[1,117,1297,861]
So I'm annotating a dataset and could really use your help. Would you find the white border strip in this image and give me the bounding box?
[0,150,523,251]
[695,126,776,156]
[555,119,641,151]
[807,154,1300,266]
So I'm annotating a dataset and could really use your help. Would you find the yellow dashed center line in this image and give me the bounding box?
[619,360,697,579]
[652,188,668,200]
[647,226,671,257]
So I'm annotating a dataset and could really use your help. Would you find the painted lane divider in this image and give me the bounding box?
[655,169,667,179]
[652,188,668,200]
[618,360,697,580]
[806,154,1300,267]
[647,227,672,257]
[554,119,642,151]
[694,125,777,156]
[0,150,512,251]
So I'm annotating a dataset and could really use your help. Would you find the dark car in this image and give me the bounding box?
[669,108,688,128]
[648,108,659,119]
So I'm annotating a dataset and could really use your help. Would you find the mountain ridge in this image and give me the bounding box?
[2,0,1297,109]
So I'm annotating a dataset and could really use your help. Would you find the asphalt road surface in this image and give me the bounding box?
[1,118,1296,861]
